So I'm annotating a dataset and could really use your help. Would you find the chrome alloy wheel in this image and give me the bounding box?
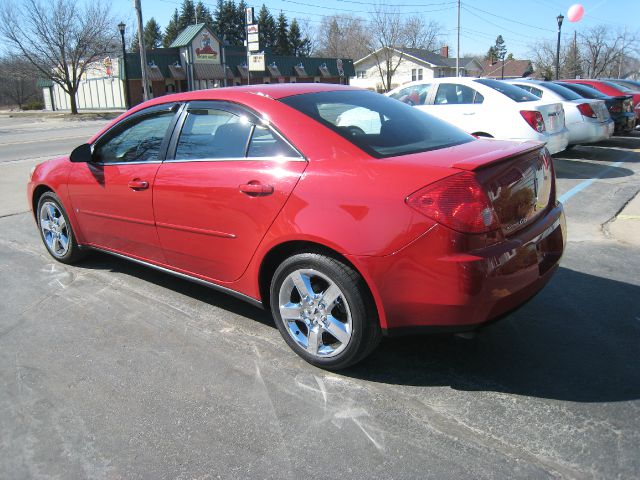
[39,201,70,258]
[278,269,353,358]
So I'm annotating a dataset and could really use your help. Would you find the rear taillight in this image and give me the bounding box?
[520,110,546,132]
[405,172,498,234]
[577,103,597,118]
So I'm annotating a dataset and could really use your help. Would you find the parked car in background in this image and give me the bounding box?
[386,78,570,154]
[561,79,640,127]
[605,78,640,92]
[503,79,613,146]
[28,84,566,369]
[555,81,636,134]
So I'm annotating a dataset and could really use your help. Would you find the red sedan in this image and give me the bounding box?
[561,79,640,128]
[28,84,565,369]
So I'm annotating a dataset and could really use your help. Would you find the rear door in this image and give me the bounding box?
[153,101,307,282]
[418,82,485,133]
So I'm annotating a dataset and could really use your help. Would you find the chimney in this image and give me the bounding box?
[440,45,449,58]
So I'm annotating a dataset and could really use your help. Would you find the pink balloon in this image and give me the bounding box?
[567,4,584,22]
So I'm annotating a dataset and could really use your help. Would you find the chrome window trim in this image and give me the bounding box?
[162,156,306,164]
[90,160,164,166]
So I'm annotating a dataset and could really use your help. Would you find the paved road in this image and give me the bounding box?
[1,119,639,479]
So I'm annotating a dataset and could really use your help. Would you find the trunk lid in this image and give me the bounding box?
[528,100,565,133]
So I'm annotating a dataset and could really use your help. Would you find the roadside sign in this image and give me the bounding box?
[249,54,265,71]
[247,24,259,34]
[245,7,254,25]
[248,33,259,44]
[248,41,260,52]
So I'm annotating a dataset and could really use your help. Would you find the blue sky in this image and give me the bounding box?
[111,0,639,59]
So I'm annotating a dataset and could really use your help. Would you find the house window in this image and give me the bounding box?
[411,69,423,81]
[356,70,366,79]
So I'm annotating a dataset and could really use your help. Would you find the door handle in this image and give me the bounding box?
[128,179,149,190]
[239,182,274,196]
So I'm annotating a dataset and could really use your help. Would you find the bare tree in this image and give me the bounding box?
[368,6,447,91]
[314,14,371,61]
[0,0,118,114]
[0,55,40,109]
[369,5,407,92]
[403,16,443,51]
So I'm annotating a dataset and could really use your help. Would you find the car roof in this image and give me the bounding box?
[173,83,358,101]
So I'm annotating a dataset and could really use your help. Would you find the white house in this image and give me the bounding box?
[351,46,482,92]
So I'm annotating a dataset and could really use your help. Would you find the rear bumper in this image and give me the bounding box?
[353,203,566,333]
[513,129,569,154]
[567,119,614,145]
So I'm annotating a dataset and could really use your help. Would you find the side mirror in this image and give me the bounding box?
[69,143,92,163]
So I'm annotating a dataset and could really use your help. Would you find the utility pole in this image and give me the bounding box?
[456,0,460,77]
[573,30,577,79]
[133,0,150,101]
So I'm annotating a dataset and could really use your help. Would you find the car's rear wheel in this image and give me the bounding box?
[270,253,381,370]
[37,192,84,264]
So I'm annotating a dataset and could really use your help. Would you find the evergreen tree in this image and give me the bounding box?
[144,18,163,49]
[493,35,507,79]
[195,1,214,26]
[485,46,497,62]
[178,0,196,30]
[274,11,290,55]
[257,5,276,49]
[215,1,242,45]
[288,19,310,57]
[563,37,583,79]
[163,9,181,47]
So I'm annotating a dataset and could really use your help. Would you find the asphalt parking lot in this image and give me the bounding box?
[1,115,639,479]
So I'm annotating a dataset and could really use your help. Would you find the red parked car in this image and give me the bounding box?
[27,84,565,369]
[561,79,639,130]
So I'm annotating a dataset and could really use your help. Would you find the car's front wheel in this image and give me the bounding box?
[37,192,84,264]
[270,253,381,370]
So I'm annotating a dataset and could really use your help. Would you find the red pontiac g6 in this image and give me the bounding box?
[28,84,566,369]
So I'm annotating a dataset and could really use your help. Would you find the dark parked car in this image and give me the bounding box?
[555,81,636,134]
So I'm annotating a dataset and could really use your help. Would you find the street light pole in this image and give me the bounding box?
[555,13,564,80]
[118,22,131,110]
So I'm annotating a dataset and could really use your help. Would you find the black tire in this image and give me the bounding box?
[270,252,381,370]
[36,191,85,264]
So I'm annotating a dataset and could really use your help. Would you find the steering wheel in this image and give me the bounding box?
[344,125,366,137]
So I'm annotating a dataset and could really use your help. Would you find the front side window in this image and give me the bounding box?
[280,90,472,158]
[93,110,175,163]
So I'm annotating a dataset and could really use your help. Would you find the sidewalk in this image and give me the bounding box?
[609,190,640,247]
[0,109,123,121]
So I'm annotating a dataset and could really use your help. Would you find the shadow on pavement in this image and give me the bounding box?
[77,251,276,329]
[343,266,640,403]
[78,250,640,404]
[553,158,635,179]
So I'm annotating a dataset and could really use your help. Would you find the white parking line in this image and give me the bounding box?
[558,160,625,203]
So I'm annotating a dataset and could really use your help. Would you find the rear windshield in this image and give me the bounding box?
[556,82,608,99]
[602,80,632,92]
[474,79,539,102]
[279,90,472,158]
[539,81,582,100]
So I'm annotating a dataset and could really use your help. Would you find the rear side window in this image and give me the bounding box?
[247,126,299,158]
[474,79,539,102]
[175,109,252,160]
[435,83,483,105]
[280,90,472,158]
[389,84,431,105]
[514,84,543,98]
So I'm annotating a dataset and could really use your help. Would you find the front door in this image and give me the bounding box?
[419,83,485,133]
[153,102,307,283]
[67,105,178,263]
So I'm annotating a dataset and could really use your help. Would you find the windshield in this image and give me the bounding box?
[556,82,608,99]
[540,82,583,100]
[279,90,472,158]
[474,78,539,102]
